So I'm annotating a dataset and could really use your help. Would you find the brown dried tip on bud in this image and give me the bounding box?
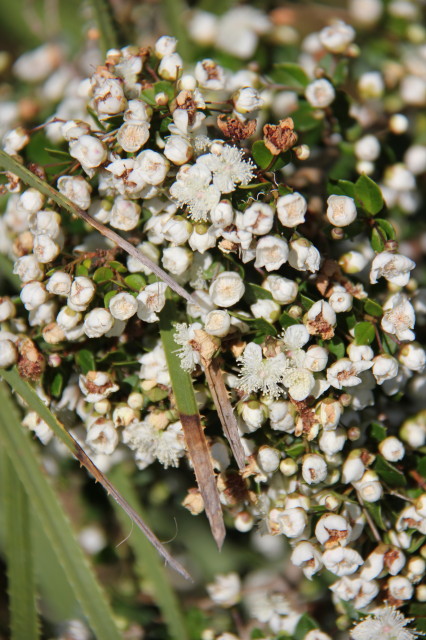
[182,488,205,515]
[217,115,257,141]
[331,227,345,240]
[13,231,34,258]
[263,118,298,156]
[28,164,46,181]
[17,338,46,380]
[384,239,399,252]
[192,329,220,362]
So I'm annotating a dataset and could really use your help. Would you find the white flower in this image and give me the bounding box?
[79,371,119,403]
[302,454,327,485]
[239,202,274,235]
[291,541,323,579]
[86,419,118,455]
[372,354,399,384]
[379,436,405,462]
[33,235,61,263]
[13,255,44,283]
[350,604,421,640]
[269,400,295,432]
[209,271,245,307]
[206,573,241,607]
[327,358,372,389]
[21,281,48,310]
[158,53,183,81]
[305,345,328,372]
[257,446,281,473]
[315,513,351,547]
[381,293,415,342]
[204,310,231,337]
[68,276,96,312]
[327,195,357,227]
[0,339,18,368]
[135,149,170,186]
[322,547,363,577]
[46,271,72,296]
[19,188,45,214]
[93,77,127,116]
[162,246,192,275]
[347,343,374,362]
[198,145,255,193]
[173,322,202,372]
[164,135,193,165]
[305,79,335,108]
[240,400,266,432]
[399,342,425,372]
[84,308,114,338]
[342,451,365,484]
[117,122,150,153]
[370,252,415,287]
[195,59,225,90]
[255,236,289,271]
[232,87,263,114]
[331,576,378,609]
[282,364,315,401]
[109,292,138,321]
[57,175,92,210]
[154,35,177,58]
[251,299,281,324]
[69,135,107,169]
[319,428,346,456]
[3,126,29,155]
[123,419,185,469]
[237,342,286,398]
[57,306,82,331]
[355,135,381,161]
[139,342,170,385]
[288,237,320,272]
[269,506,307,538]
[354,470,383,503]
[170,164,220,221]
[0,297,15,322]
[262,275,298,304]
[404,144,426,175]
[210,200,234,228]
[277,192,307,228]
[136,282,168,323]
[29,210,61,239]
[358,71,384,99]
[319,21,355,53]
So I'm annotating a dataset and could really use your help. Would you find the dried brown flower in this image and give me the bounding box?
[263,117,298,155]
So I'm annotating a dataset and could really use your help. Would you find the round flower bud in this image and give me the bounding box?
[108,292,138,321]
[19,188,45,214]
[0,297,16,322]
[0,339,18,368]
[206,573,241,608]
[370,252,415,287]
[305,345,328,372]
[257,446,280,473]
[315,513,351,547]
[136,149,169,186]
[288,237,320,272]
[154,35,177,58]
[349,0,383,25]
[358,71,384,98]
[280,458,298,476]
[117,122,150,153]
[234,511,254,533]
[128,392,143,410]
[239,202,274,236]
[57,175,92,210]
[355,470,383,502]
[339,250,368,274]
[68,277,95,312]
[13,255,44,283]
[319,428,346,456]
[33,235,61,263]
[342,450,365,484]
[29,300,57,327]
[262,275,298,305]
[404,145,426,175]
[3,126,29,155]
[372,354,399,384]
[319,21,355,54]
[378,436,405,462]
[93,77,127,116]
[112,405,137,427]
[232,87,263,114]
[291,541,323,579]
[57,306,82,331]
[210,201,234,228]
[269,506,307,538]
[322,547,363,577]
[318,397,342,430]
[93,399,110,415]
[255,236,289,271]
[277,192,307,228]
[69,135,107,169]
[250,299,280,324]
[110,197,141,231]
[326,195,357,227]
[305,79,335,108]
[158,53,183,81]
[354,135,380,161]
[307,300,337,327]
[164,135,193,165]
[302,454,327,485]
[42,323,65,344]
[399,342,426,372]
[195,59,225,90]
[209,271,245,308]
[28,210,61,240]
[204,310,231,337]
[329,286,353,313]
[387,576,413,601]
[84,308,114,338]
[389,113,409,135]
[163,216,192,245]
[239,400,267,432]
[86,419,118,455]
[162,246,192,275]
[21,281,48,310]
[79,371,119,402]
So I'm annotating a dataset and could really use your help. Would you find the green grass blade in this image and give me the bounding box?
[159,302,226,548]
[89,0,119,58]
[109,465,189,640]
[0,253,20,291]
[0,451,40,640]
[0,381,122,640]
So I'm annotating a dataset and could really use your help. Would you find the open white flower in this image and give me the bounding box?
[123,418,185,469]
[237,342,286,398]
[370,252,415,287]
[170,164,220,221]
[255,235,289,271]
[322,547,363,577]
[277,192,307,228]
[137,282,168,322]
[206,573,241,607]
[197,144,255,193]
[209,271,245,307]
[351,604,422,640]
[327,358,373,389]
[381,293,415,341]
[291,541,323,579]
[173,322,202,372]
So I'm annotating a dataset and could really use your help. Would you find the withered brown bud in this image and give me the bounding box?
[17,338,46,380]
[217,115,257,141]
[263,117,298,155]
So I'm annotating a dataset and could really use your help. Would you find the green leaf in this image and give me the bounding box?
[108,260,127,273]
[299,294,314,310]
[93,267,114,283]
[355,174,384,215]
[370,421,387,442]
[323,337,345,359]
[1,452,40,640]
[0,253,21,290]
[0,383,122,640]
[75,263,89,277]
[109,466,189,640]
[244,282,273,305]
[124,273,146,291]
[50,371,64,398]
[328,179,356,200]
[279,312,300,328]
[291,101,323,132]
[364,298,383,317]
[286,442,305,458]
[417,456,426,479]
[354,321,376,345]
[381,332,398,355]
[88,0,119,57]
[104,289,118,307]
[141,81,176,106]
[374,454,407,487]
[251,140,274,169]
[408,535,426,554]
[294,614,318,640]
[364,501,387,530]
[269,62,310,89]
[375,218,396,240]
[76,349,96,374]
[252,318,277,343]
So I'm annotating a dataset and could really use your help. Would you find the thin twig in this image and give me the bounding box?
[357,491,381,543]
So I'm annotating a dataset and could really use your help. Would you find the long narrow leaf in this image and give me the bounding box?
[109,465,189,640]
[0,149,196,304]
[160,302,226,549]
[89,0,119,57]
[1,451,40,640]
[0,367,190,580]
[0,382,122,640]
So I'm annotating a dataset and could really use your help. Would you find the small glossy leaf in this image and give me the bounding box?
[279,312,300,328]
[355,174,384,215]
[292,101,323,132]
[364,298,383,317]
[252,141,274,169]
[364,501,387,530]
[108,260,127,273]
[286,442,305,458]
[104,290,118,308]
[354,321,376,345]
[294,614,317,640]
[370,421,387,442]
[75,264,89,277]
[374,454,407,487]
[376,218,396,239]
[328,179,356,199]
[76,349,96,374]
[323,337,345,359]
[244,283,273,305]
[300,294,314,310]
[124,273,146,291]
[252,318,277,343]
[93,267,114,283]
[269,62,310,89]
[50,372,64,398]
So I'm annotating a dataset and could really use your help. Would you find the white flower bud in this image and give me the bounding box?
[84,308,114,338]
[57,306,82,331]
[305,79,335,108]
[270,400,295,432]
[387,576,413,601]
[29,300,57,327]
[404,144,426,175]
[317,398,342,431]
[68,277,95,312]
[315,513,351,547]
[124,99,152,123]
[110,197,141,231]
[399,342,425,372]
[232,87,263,114]
[206,573,241,607]
[302,454,327,485]
[370,252,415,287]
[112,405,137,427]
[108,292,138,321]
[162,246,192,275]
[135,149,169,185]
[33,235,61,263]
[400,417,426,449]
[257,446,280,473]
[209,271,245,307]
[188,226,217,254]
[188,11,218,45]
[342,451,365,484]
[407,556,425,581]
[354,135,381,161]
[117,122,150,153]
[305,345,328,372]
[154,35,177,58]
[319,21,355,54]
[307,299,336,327]
[21,281,48,310]
[195,59,225,90]
[234,511,254,532]
[262,275,298,304]
[328,286,353,313]
[372,354,399,384]
[0,297,16,322]
[164,135,193,165]
[13,255,44,283]
[158,53,183,80]
[240,400,267,432]
[46,271,72,296]
[3,126,29,155]
[0,339,18,367]
[347,343,374,362]
[79,371,119,402]
[269,506,307,538]
[327,195,357,227]
[384,163,416,191]
[69,135,107,169]
[378,436,405,462]
[22,411,53,444]
[288,237,320,272]
[291,541,323,579]
[136,282,168,322]
[204,310,231,337]
[163,216,192,245]
[19,188,45,214]
[280,458,298,475]
[322,547,363,577]
[277,192,307,228]
[255,235,289,271]
[355,470,383,502]
[210,201,234,228]
[389,113,409,135]
[250,299,281,324]
[349,0,383,25]
[319,428,346,456]
[93,77,127,116]
[86,418,118,455]
[358,71,384,98]
[339,250,368,274]
[239,202,274,235]
[57,175,92,210]
[327,358,372,389]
